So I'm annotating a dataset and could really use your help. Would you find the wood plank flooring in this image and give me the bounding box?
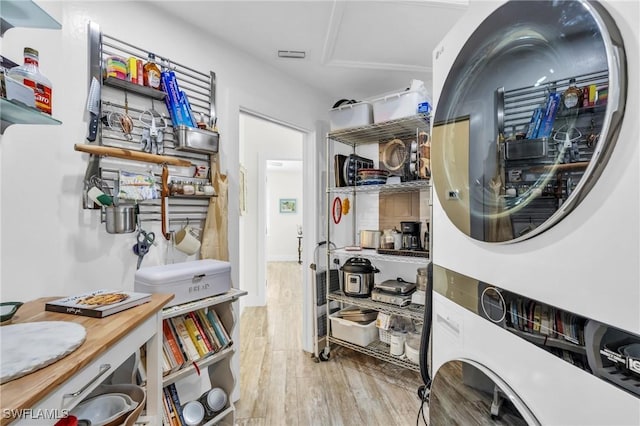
[236,262,429,426]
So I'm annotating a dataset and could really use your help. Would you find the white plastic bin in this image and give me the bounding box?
[372,90,425,123]
[329,102,372,131]
[330,309,378,347]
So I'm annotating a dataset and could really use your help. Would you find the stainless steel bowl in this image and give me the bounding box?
[105,204,137,234]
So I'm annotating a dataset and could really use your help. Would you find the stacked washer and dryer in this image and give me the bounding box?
[426,1,639,424]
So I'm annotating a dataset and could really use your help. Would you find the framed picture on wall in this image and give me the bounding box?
[279,198,297,213]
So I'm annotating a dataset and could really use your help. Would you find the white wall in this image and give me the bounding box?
[0,1,330,302]
[266,166,303,262]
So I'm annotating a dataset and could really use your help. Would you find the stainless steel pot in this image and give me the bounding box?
[105,204,137,234]
[340,257,380,297]
[359,230,381,249]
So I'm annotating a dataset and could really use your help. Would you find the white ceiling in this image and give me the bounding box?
[152,0,468,102]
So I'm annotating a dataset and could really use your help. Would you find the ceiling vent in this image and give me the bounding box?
[278,50,306,59]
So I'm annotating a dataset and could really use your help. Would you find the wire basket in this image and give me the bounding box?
[316,269,340,306]
[378,327,392,345]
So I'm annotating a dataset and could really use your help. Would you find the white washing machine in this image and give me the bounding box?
[427,1,640,424]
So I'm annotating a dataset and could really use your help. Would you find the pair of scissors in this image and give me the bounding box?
[134,229,156,269]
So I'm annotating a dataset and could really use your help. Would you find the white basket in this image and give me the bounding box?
[378,328,392,345]
[371,90,425,123]
[329,102,372,131]
[330,310,378,347]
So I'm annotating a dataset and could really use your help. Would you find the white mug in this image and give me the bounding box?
[174,225,201,255]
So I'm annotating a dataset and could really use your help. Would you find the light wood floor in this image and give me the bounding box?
[236,261,429,426]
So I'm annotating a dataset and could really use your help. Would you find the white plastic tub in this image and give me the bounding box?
[330,309,378,347]
[329,101,372,131]
[371,90,425,123]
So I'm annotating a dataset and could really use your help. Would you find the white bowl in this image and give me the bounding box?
[71,392,138,426]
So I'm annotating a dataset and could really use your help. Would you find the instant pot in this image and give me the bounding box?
[340,257,379,297]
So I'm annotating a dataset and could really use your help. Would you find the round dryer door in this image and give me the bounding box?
[432,0,627,243]
[430,360,540,425]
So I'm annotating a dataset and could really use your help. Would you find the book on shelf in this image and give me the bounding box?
[171,316,201,362]
[161,347,172,377]
[45,289,151,318]
[184,314,209,357]
[207,308,232,348]
[162,386,180,426]
[167,383,186,426]
[196,309,222,352]
[167,317,190,366]
[162,319,185,371]
[188,311,214,353]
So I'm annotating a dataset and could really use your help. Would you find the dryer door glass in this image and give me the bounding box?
[432,0,626,243]
[430,360,539,425]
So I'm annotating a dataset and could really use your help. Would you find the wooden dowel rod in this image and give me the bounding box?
[74,144,192,167]
[530,161,589,173]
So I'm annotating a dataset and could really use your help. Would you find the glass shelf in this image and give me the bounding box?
[1,98,62,133]
[0,0,61,36]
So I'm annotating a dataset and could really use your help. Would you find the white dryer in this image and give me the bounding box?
[427,1,639,424]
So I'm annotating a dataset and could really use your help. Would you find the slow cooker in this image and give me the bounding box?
[340,257,379,297]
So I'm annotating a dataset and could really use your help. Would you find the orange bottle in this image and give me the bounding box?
[143,53,161,90]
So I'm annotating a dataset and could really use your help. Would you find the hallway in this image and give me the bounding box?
[236,262,427,425]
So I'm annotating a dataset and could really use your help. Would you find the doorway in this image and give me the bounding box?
[238,112,305,311]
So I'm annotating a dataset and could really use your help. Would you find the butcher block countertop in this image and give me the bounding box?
[0,293,173,424]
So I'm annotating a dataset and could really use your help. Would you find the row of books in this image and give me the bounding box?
[506,298,585,345]
[162,308,232,375]
[162,383,185,426]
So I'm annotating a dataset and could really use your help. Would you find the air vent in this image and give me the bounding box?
[277,50,306,59]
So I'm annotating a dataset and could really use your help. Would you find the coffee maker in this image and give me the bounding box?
[400,221,422,250]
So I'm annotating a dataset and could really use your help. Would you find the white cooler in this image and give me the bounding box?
[134,259,231,307]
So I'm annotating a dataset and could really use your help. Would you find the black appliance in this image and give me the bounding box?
[401,221,422,250]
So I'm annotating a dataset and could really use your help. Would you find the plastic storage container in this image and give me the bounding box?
[134,259,231,307]
[330,309,378,346]
[329,101,372,131]
[371,90,425,123]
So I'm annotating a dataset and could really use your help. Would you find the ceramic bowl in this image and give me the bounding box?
[70,393,138,426]
[0,302,23,325]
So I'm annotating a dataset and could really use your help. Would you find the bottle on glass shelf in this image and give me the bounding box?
[143,53,161,90]
[562,78,583,110]
[7,47,52,115]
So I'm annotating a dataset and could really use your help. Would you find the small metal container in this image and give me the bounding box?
[105,204,137,234]
[359,230,381,249]
[175,125,219,154]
